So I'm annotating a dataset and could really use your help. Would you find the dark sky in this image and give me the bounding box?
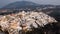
[0,0,60,8]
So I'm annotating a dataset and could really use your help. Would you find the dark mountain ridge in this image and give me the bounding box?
[2,1,58,9]
[2,1,40,9]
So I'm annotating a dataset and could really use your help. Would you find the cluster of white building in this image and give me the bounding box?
[0,11,57,34]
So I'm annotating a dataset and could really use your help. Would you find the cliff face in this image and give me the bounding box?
[0,11,57,34]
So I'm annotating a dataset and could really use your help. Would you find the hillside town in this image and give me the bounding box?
[0,1,60,34]
[0,11,57,34]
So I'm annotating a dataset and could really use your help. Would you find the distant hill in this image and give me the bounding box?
[2,1,57,9]
[2,1,40,9]
[1,1,60,21]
